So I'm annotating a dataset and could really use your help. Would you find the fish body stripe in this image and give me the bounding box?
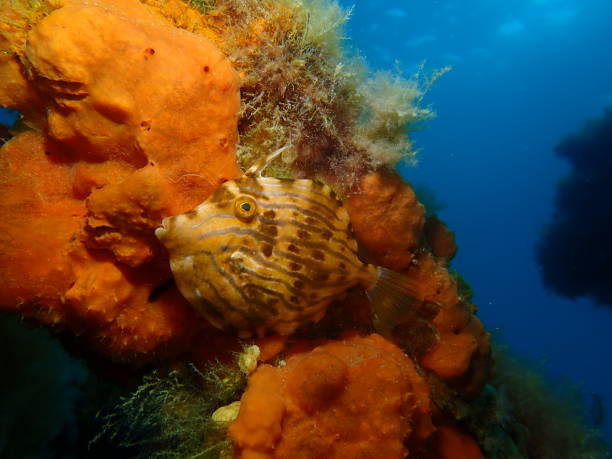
[236,185,339,219]
[257,201,350,234]
[246,179,337,202]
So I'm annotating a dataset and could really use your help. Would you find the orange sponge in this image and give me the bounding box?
[346,171,425,270]
[344,171,490,397]
[0,0,241,362]
[229,333,434,458]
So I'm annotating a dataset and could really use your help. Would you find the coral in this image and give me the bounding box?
[228,333,434,458]
[0,0,241,362]
[345,171,425,270]
[434,424,485,459]
[409,252,491,398]
[424,214,458,262]
[342,170,490,398]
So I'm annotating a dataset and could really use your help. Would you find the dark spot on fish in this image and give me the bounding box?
[220,243,229,252]
[339,262,347,270]
[203,65,210,73]
[140,120,151,131]
[321,230,333,240]
[305,217,318,225]
[210,186,236,203]
[144,48,155,59]
[263,210,276,219]
[261,243,273,258]
[313,272,329,282]
[289,296,299,303]
[263,300,279,314]
[293,280,305,289]
[297,230,309,239]
[290,262,302,271]
[312,250,325,261]
[261,225,278,237]
[293,211,299,217]
[287,244,300,253]
[45,151,51,156]
[245,307,264,324]
[244,284,261,300]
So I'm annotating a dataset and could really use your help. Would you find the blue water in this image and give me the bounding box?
[340,0,612,441]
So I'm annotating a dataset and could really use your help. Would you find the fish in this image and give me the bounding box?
[155,147,420,338]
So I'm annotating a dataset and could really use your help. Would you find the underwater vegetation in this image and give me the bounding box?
[464,345,609,459]
[0,0,608,456]
[93,360,247,458]
[536,108,612,307]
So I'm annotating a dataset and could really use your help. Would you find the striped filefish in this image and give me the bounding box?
[156,147,419,338]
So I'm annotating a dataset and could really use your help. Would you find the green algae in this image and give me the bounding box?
[464,344,610,458]
[92,360,246,458]
[183,0,444,189]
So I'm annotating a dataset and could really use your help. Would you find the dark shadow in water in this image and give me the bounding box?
[536,107,612,307]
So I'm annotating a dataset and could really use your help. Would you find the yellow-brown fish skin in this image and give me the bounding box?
[156,164,377,338]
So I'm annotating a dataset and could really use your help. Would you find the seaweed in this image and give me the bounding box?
[92,360,247,458]
[176,0,444,189]
[464,344,610,459]
[450,269,475,302]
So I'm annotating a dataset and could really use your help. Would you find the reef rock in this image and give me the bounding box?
[0,0,240,362]
[229,333,434,458]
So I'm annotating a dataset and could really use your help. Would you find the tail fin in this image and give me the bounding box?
[366,267,423,336]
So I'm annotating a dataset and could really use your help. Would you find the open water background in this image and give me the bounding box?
[340,0,612,441]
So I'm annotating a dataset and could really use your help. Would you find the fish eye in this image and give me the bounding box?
[234,195,257,221]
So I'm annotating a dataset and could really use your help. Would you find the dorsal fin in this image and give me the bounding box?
[245,146,288,177]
